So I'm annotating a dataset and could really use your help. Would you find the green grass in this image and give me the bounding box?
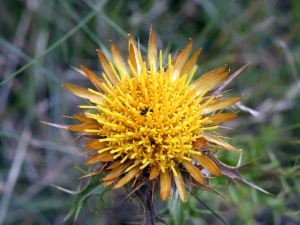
[1,0,299,224]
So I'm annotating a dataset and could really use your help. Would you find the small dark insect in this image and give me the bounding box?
[140,108,148,115]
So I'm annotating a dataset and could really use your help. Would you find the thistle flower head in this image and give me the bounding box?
[60,30,268,203]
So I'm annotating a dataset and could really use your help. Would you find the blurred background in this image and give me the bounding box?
[0,0,299,224]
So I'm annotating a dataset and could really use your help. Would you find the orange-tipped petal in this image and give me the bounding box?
[113,165,140,189]
[80,65,105,92]
[103,177,118,187]
[110,40,128,76]
[107,161,121,169]
[68,123,100,132]
[192,65,228,94]
[97,49,119,85]
[86,152,114,164]
[192,153,222,176]
[203,132,240,152]
[84,139,107,150]
[149,166,159,180]
[63,84,103,102]
[192,137,207,148]
[181,48,202,76]
[129,44,138,74]
[160,170,171,201]
[148,29,157,72]
[181,160,205,185]
[40,121,69,129]
[172,39,193,79]
[208,113,237,124]
[201,96,242,115]
[74,114,96,123]
[173,166,187,202]
[210,63,251,96]
[102,161,133,181]
[71,65,86,76]
[128,34,142,74]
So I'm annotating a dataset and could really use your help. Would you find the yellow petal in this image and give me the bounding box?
[68,123,100,132]
[208,113,237,124]
[173,166,187,202]
[107,161,121,169]
[148,29,157,72]
[128,34,142,74]
[201,96,242,115]
[74,114,96,123]
[102,160,133,181]
[63,84,103,102]
[192,153,222,176]
[160,170,171,201]
[181,48,202,76]
[113,165,140,189]
[149,166,159,180]
[172,39,193,79]
[84,139,107,150]
[86,152,114,164]
[192,65,228,94]
[203,132,240,152]
[97,49,119,85]
[80,65,105,92]
[110,40,128,76]
[181,160,205,184]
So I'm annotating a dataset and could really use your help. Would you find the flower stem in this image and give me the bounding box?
[134,185,163,225]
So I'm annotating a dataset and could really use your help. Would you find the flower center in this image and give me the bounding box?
[88,60,211,172]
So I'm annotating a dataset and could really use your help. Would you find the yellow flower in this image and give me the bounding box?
[62,30,248,202]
